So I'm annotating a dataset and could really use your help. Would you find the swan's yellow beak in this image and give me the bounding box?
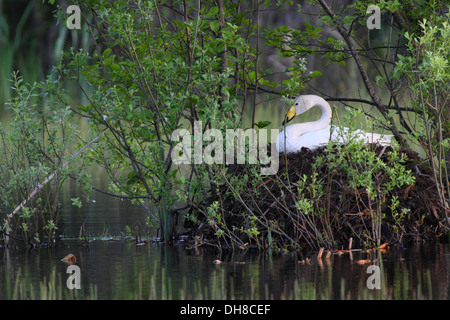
[282,105,296,126]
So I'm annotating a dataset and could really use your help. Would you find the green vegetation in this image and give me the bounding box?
[0,72,91,246]
[393,15,450,220]
[0,1,40,103]
[0,1,90,105]
[1,0,449,250]
[184,0,449,250]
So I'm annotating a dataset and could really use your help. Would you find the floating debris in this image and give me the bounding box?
[61,253,76,264]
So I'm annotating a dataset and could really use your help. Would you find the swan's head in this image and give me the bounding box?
[282,95,317,126]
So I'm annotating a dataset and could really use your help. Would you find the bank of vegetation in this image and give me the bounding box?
[1,0,449,251]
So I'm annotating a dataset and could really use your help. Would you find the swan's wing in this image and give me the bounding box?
[277,124,394,154]
[330,126,393,145]
[296,129,331,150]
[277,126,332,153]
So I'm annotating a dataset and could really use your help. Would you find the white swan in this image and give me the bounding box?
[276,95,393,154]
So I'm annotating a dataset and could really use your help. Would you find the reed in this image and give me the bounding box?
[0,2,88,106]
[0,257,440,300]
[2,267,96,300]
[0,2,37,104]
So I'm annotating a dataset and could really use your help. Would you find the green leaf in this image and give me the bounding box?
[248,71,256,82]
[210,20,220,33]
[255,120,271,129]
[221,29,234,40]
[207,6,219,17]
[77,105,87,112]
[71,197,83,208]
[279,25,290,33]
[111,63,121,71]
[102,48,112,58]
[375,75,384,87]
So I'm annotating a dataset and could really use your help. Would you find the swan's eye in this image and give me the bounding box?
[295,103,298,106]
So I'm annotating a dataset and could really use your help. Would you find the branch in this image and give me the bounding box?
[3,129,110,246]
[316,0,407,145]
[325,97,414,112]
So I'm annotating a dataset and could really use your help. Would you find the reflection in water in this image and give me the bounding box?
[1,241,450,299]
[58,183,147,238]
[1,186,449,299]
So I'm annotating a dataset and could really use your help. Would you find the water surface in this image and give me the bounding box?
[1,238,450,299]
[1,192,450,300]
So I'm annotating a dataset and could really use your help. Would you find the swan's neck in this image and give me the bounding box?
[307,97,332,131]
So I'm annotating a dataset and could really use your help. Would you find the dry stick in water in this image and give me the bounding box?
[3,129,110,246]
[317,247,324,260]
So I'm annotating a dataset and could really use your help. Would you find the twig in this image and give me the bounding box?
[3,129,109,246]
[317,247,324,260]
[251,0,260,128]
[316,0,407,146]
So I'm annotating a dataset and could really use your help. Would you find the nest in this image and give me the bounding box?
[186,144,449,250]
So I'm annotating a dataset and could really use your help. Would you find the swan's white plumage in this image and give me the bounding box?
[276,95,393,154]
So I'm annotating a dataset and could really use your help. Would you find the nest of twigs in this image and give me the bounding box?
[185,144,449,250]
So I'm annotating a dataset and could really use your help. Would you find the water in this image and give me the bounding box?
[58,179,148,238]
[1,239,450,300]
[1,192,450,300]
